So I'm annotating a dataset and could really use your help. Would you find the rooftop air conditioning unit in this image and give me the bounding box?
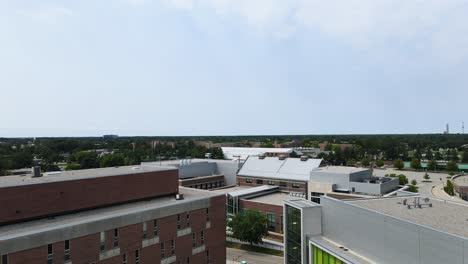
[175,193,184,200]
[279,155,287,160]
[300,156,309,161]
[259,155,266,160]
[32,166,42,178]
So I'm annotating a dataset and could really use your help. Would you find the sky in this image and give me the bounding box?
[1,0,468,137]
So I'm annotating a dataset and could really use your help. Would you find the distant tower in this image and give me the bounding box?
[463,121,465,134]
[446,123,450,134]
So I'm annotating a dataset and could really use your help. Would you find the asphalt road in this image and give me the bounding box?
[226,248,283,264]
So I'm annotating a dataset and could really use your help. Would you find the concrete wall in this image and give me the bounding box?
[215,160,241,186]
[320,197,468,264]
[349,178,399,196]
[309,172,351,190]
[178,162,217,179]
[0,170,179,225]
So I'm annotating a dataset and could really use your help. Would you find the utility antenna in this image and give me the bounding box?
[463,121,465,134]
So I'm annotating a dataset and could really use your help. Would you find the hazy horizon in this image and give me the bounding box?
[1,1,468,137]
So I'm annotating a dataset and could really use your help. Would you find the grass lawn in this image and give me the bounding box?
[226,242,284,257]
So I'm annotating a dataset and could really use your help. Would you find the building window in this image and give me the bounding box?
[286,205,301,264]
[256,179,263,184]
[280,181,287,187]
[186,256,190,264]
[142,222,147,239]
[186,213,190,228]
[122,254,127,264]
[64,240,71,262]
[1,255,7,264]
[114,229,119,248]
[267,213,275,232]
[161,242,165,258]
[100,232,105,252]
[192,233,196,247]
[47,244,53,264]
[310,192,324,204]
[154,219,158,236]
[135,250,140,264]
[268,180,275,185]
[206,208,210,222]
[292,182,301,188]
[206,250,210,263]
[280,215,284,233]
[245,178,253,183]
[200,230,205,245]
[177,214,181,230]
[171,240,175,255]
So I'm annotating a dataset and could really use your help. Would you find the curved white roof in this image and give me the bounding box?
[221,147,293,160]
[238,156,323,181]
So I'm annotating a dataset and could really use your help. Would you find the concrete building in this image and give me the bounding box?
[0,165,226,264]
[143,159,242,189]
[308,166,399,203]
[221,147,294,160]
[284,195,468,264]
[237,156,323,199]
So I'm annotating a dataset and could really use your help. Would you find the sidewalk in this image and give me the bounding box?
[227,247,283,264]
[431,183,465,202]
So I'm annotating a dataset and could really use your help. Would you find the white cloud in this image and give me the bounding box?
[16,7,72,24]
[160,0,468,63]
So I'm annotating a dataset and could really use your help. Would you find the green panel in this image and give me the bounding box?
[317,248,323,264]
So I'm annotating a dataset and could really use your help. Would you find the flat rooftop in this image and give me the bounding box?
[312,166,369,174]
[210,186,250,194]
[0,187,217,240]
[347,196,468,238]
[246,192,295,206]
[0,165,175,188]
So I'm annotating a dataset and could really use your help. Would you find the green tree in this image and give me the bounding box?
[462,149,468,163]
[361,158,371,167]
[73,151,99,169]
[407,185,418,193]
[423,173,430,180]
[444,180,455,196]
[427,160,437,171]
[65,163,81,170]
[228,210,268,246]
[411,179,417,186]
[376,160,385,167]
[446,161,458,172]
[398,174,409,185]
[410,158,421,170]
[393,159,404,170]
[99,153,126,168]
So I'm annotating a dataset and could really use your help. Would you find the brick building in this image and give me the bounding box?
[0,166,225,264]
[236,156,323,199]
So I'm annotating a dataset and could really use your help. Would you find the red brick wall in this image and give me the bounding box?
[0,170,178,225]
[4,195,225,264]
[237,176,307,195]
[240,199,284,233]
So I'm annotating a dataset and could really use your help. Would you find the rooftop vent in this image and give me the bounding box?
[279,155,287,160]
[258,155,266,160]
[300,155,309,161]
[175,193,184,200]
[31,166,42,178]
